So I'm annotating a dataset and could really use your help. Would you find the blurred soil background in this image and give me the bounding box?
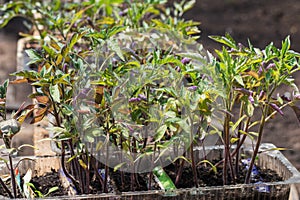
[0,0,300,168]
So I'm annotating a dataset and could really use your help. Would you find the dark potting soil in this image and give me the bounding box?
[29,169,69,197]
[0,169,68,198]
[110,170,161,192]
[164,162,283,189]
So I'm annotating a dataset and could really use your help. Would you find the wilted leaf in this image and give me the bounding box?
[36,96,49,104]
[245,71,259,79]
[30,114,45,124]
[10,79,28,84]
[35,107,48,116]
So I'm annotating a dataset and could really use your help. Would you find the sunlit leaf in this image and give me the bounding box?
[78,159,87,169]
[50,84,60,103]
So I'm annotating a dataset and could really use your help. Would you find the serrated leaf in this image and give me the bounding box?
[209,35,237,49]
[281,36,290,57]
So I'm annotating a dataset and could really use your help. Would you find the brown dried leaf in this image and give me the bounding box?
[30,114,45,124]
[36,96,49,104]
[10,79,28,84]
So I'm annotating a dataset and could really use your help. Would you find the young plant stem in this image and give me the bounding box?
[244,105,268,184]
[103,133,110,193]
[0,176,13,198]
[49,95,61,128]
[92,157,104,188]
[223,113,230,185]
[8,154,17,198]
[84,152,90,194]
[130,137,138,191]
[212,116,252,176]
[189,142,198,187]
[175,153,185,185]
[148,142,157,189]
[235,102,244,175]
[67,139,85,193]
[61,140,80,191]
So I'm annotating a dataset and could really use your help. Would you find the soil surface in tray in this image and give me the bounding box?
[110,170,161,192]
[0,169,68,198]
[164,162,282,188]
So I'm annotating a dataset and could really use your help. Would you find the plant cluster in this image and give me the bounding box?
[0,0,300,198]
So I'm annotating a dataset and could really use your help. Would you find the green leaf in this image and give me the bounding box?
[172,155,191,163]
[231,115,247,132]
[183,0,196,13]
[114,162,126,172]
[197,160,217,174]
[153,166,176,191]
[154,124,167,142]
[230,137,239,144]
[25,49,43,65]
[245,101,254,117]
[44,187,59,197]
[209,34,237,49]
[49,84,60,103]
[234,74,244,86]
[281,36,290,57]
[69,33,79,50]
[177,118,190,133]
